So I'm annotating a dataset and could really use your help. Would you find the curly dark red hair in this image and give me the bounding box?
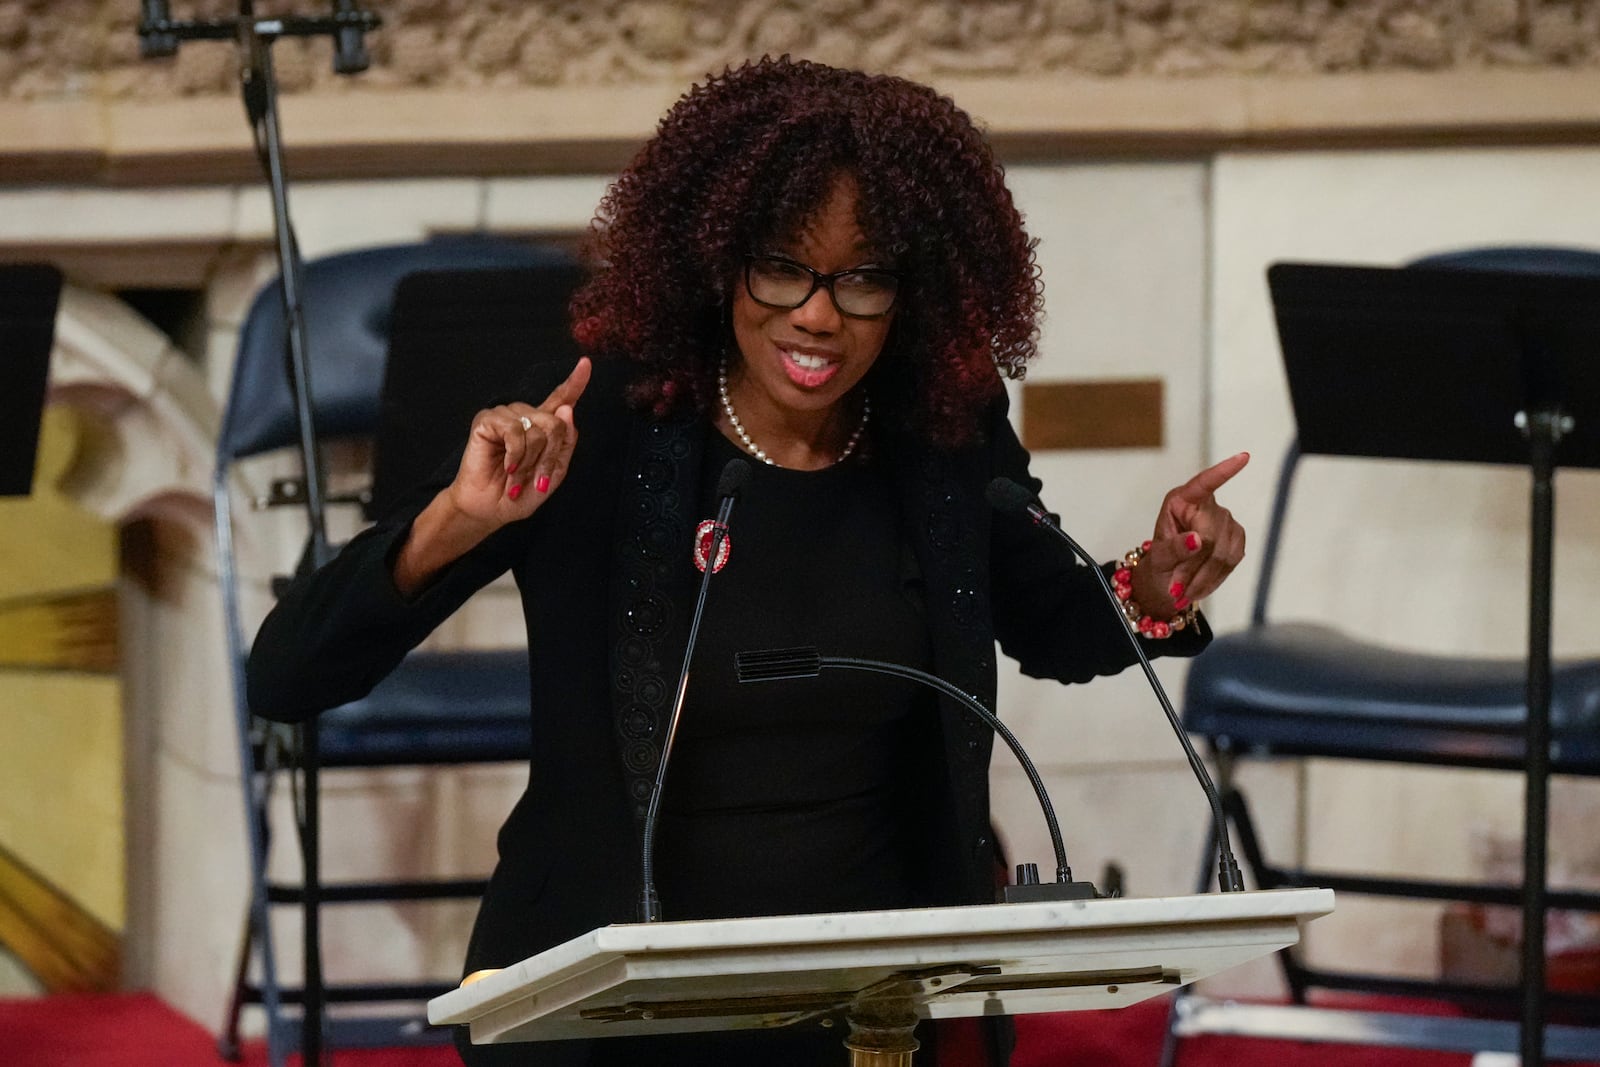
[570,55,1043,447]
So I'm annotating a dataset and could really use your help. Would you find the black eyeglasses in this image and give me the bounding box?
[743,255,900,319]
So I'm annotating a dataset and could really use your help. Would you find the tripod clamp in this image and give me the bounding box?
[137,1,381,73]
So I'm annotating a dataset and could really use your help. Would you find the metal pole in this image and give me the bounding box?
[1518,407,1564,1067]
[138,8,379,1063]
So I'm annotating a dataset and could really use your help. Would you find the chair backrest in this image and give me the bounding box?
[1252,244,1600,625]
[218,237,572,466]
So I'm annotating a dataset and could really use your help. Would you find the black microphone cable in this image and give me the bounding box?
[638,457,751,922]
[985,477,1245,893]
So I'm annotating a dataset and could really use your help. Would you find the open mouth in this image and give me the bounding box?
[778,345,840,388]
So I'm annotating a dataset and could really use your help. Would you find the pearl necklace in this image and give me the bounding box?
[716,357,870,468]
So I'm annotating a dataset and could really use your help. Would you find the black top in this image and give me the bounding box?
[656,432,935,921]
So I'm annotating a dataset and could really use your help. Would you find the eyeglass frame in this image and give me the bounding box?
[741,254,902,320]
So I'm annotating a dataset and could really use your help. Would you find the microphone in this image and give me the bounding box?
[138,0,179,58]
[329,0,371,74]
[736,648,1098,903]
[638,457,752,922]
[985,477,1245,893]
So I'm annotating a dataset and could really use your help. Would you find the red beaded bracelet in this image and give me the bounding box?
[1112,541,1198,640]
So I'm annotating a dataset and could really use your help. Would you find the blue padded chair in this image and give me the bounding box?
[213,237,577,1065]
[1164,247,1600,1063]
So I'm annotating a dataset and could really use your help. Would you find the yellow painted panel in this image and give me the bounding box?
[0,672,123,931]
[0,842,119,992]
[0,591,119,672]
[0,407,117,603]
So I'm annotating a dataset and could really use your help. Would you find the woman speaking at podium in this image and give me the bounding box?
[249,56,1248,1066]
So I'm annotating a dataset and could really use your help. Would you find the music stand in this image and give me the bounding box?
[430,889,1334,1065]
[369,261,585,522]
[1265,260,1600,1066]
[0,264,63,498]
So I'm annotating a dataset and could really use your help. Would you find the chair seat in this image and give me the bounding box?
[317,649,531,767]
[1185,623,1600,771]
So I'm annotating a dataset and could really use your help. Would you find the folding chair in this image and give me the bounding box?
[213,237,582,1064]
[1164,247,1600,1064]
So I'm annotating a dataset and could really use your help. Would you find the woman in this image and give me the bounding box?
[249,56,1246,1066]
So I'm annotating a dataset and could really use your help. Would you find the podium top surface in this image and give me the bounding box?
[430,888,1333,1046]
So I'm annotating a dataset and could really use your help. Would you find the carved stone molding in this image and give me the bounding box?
[2,2,1599,183]
[6,1,1598,102]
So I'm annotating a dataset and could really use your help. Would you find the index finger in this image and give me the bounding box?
[537,356,592,414]
[1177,450,1249,499]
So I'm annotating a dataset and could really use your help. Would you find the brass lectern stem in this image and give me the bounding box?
[845,1043,918,1067]
[843,995,920,1067]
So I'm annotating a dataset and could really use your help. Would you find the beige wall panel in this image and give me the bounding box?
[234,179,488,259]
[135,760,250,1024]
[0,187,237,244]
[481,175,613,236]
[994,162,1211,771]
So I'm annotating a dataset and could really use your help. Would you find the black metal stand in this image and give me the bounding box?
[1264,260,1600,1066]
[1520,406,1568,1066]
[137,6,380,1065]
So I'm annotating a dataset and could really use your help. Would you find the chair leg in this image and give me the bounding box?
[1221,785,1314,1005]
[237,757,292,1067]
[217,909,253,1061]
[291,730,333,1067]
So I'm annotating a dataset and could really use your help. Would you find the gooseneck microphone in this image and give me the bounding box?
[985,477,1245,893]
[736,648,1099,902]
[638,457,752,922]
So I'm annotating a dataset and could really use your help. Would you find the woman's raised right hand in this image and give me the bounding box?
[445,356,592,528]
[393,357,591,596]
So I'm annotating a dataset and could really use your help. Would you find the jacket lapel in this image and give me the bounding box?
[607,414,706,833]
[890,431,1000,903]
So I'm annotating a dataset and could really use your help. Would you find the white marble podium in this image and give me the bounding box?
[430,888,1332,1062]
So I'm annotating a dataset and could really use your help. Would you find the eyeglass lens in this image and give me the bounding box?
[746,257,898,317]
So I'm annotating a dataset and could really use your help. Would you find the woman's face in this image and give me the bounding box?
[728,175,895,423]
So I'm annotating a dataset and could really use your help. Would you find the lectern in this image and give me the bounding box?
[430,888,1333,1064]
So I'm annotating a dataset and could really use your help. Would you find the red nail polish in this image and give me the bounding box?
[535,475,550,494]
[1185,533,1201,552]
[1170,582,1185,599]
[1174,597,1190,611]
[507,484,522,501]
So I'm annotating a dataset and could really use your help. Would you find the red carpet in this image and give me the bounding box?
[3,991,1597,1066]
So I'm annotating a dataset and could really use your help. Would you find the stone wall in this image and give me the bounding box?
[5,2,1600,185]
[6,0,1600,101]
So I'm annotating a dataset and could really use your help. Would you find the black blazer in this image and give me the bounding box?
[248,355,1209,1064]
